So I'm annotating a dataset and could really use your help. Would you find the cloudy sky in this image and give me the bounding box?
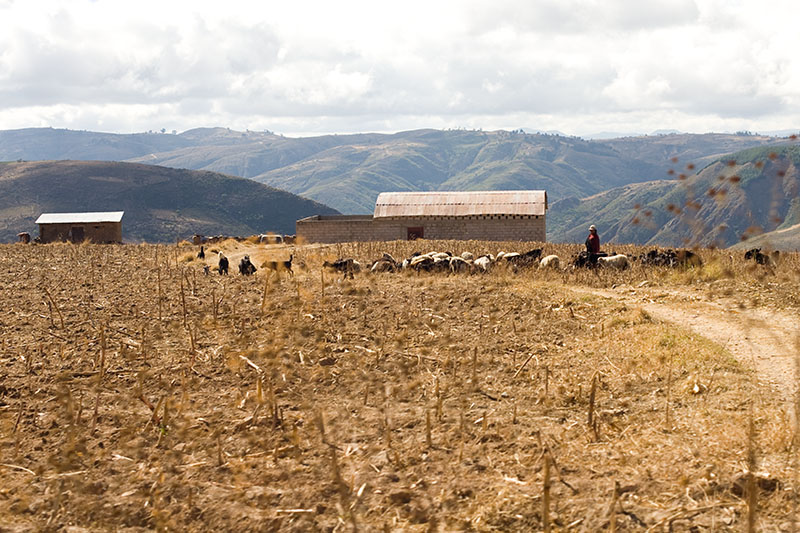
[1,0,798,137]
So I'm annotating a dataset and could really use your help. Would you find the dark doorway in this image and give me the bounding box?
[70,226,85,242]
[407,227,424,240]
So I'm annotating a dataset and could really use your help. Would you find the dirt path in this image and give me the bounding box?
[572,285,799,406]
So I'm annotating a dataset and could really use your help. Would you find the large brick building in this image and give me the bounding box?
[297,191,547,243]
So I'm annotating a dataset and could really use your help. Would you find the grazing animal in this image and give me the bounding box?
[638,249,674,267]
[401,251,422,270]
[597,254,629,270]
[572,250,608,269]
[675,249,702,267]
[473,254,494,272]
[218,253,229,275]
[539,254,560,269]
[461,251,474,261]
[203,265,210,276]
[264,254,294,276]
[324,258,361,279]
[744,248,775,266]
[505,248,543,269]
[448,256,471,273]
[370,253,400,273]
[638,248,702,268]
[197,246,205,259]
[408,255,436,272]
[239,255,257,276]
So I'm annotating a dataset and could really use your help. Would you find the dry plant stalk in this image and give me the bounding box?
[156,260,163,322]
[261,272,271,314]
[435,376,443,420]
[211,287,217,326]
[542,451,551,533]
[471,347,478,389]
[180,271,188,329]
[544,365,550,401]
[607,480,619,532]
[588,373,597,428]
[13,401,24,434]
[665,353,673,429]
[40,283,65,329]
[426,410,432,449]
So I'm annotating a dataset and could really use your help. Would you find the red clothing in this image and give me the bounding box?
[586,233,600,254]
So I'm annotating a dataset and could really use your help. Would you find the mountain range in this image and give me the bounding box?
[1,126,798,247]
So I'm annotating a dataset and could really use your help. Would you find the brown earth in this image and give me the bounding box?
[1,241,798,531]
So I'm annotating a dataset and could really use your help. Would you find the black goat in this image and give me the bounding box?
[323,258,361,279]
[239,255,257,276]
[218,253,229,275]
[744,248,775,266]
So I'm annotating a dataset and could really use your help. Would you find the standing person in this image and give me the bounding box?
[585,224,601,265]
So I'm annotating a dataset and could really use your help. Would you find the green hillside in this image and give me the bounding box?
[250,130,667,213]
[549,144,800,248]
[0,161,338,243]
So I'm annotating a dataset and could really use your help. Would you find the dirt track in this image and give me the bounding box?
[576,285,799,407]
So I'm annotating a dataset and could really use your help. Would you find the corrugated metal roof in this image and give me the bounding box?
[35,211,125,224]
[373,191,547,218]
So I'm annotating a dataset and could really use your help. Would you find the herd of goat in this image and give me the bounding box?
[321,247,712,278]
[207,246,780,278]
[319,247,782,278]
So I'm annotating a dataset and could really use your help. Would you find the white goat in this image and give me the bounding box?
[449,256,471,273]
[597,254,629,270]
[539,254,560,269]
[474,254,494,272]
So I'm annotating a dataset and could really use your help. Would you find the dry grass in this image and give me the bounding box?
[0,241,797,531]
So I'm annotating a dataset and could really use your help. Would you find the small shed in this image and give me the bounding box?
[35,211,124,243]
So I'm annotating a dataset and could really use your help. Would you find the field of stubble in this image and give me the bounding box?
[0,240,798,532]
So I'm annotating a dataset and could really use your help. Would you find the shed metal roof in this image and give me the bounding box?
[373,191,547,218]
[35,211,125,224]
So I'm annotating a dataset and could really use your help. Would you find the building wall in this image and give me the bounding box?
[297,215,545,243]
[39,222,122,243]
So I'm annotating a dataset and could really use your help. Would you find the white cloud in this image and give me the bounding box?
[0,0,799,136]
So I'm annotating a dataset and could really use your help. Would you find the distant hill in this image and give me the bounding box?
[1,127,789,216]
[0,128,195,161]
[728,223,800,252]
[130,129,786,215]
[0,161,338,243]
[549,144,800,249]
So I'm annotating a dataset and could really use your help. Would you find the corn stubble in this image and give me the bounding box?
[0,237,798,531]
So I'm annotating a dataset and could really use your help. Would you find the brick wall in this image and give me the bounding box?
[297,215,545,243]
[39,222,122,243]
